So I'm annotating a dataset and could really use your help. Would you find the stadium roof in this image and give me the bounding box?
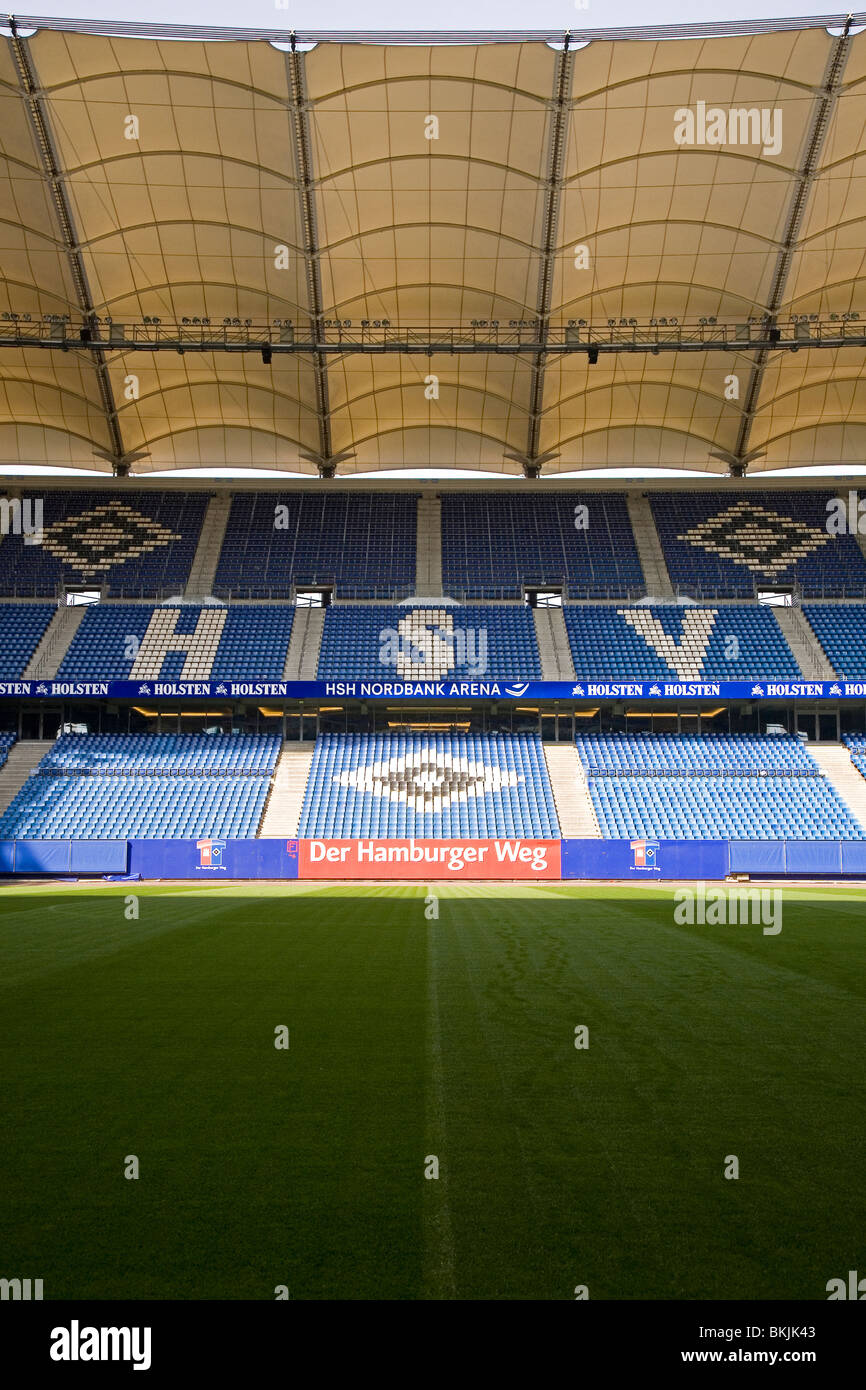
[1,13,865,478]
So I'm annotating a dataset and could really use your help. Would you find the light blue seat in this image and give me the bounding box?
[575,732,865,840]
[298,731,559,839]
[0,733,280,839]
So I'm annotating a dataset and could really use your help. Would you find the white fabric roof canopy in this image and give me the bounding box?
[0,17,864,475]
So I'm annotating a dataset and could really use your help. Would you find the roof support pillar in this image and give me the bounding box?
[521,37,574,475]
[729,20,854,472]
[6,20,142,474]
[285,40,352,476]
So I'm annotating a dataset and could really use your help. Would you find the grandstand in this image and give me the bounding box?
[440,493,644,599]
[0,480,865,854]
[2,11,866,1316]
[802,605,866,680]
[575,732,864,840]
[0,733,279,840]
[214,492,418,599]
[0,13,863,867]
[317,603,541,681]
[650,493,866,599]
[0,491,208,597]
[0,603,56,677]
[298,732,558,839]
[59,604,295,681]
[563,604,802,681]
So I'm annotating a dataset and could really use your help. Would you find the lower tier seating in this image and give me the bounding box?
[587,775,861,840]
[575,731,818,775]
[0,776,269,840]
[575,732,863,839]
[298,732,559,839]
[0,733,279,839]
[36,733,278,776]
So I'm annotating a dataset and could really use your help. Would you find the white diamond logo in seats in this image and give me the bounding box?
[41,505,181,577]
[335,752,523,811]
[677,502,830,577]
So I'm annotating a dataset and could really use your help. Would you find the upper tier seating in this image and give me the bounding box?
[563,603,800,681]
[317,604,541,681]
[298,732,559,839]
[802,604,866,678]
[0,603,55,677]
[214,492,417,599]
[650,491,866,598]
[0,733,279,840]
[0,491,207,596]
[574,732,863,839]
[440,493,644,598]
[58,604,294,681]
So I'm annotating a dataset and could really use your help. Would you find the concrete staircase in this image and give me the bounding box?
[259,741,314,837]
[808,743,866,833]
[543,742,600,836]
[773,607,836,680]
[627,494,674,597]
[533,608,575,680]
[185,493,231,598]
[283,607,325,679]
[23,605,86,679]
[415,494,443,596]
[0,741,48,816]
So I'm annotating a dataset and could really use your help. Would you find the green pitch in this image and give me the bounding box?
[1,881,864,1301]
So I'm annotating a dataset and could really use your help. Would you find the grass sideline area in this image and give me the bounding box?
[1,881,863,1301]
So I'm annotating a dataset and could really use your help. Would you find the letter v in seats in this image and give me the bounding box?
[618,608,717,681]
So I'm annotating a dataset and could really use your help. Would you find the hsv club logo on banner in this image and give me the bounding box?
[299,839,561,880]
[630,839,660,871]
[196,837,226,870]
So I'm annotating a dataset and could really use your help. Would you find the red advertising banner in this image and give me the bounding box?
[299,838,562,880]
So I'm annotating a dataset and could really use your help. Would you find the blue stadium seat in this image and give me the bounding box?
[802,604,866,678]
[564,604,800,680]
[440,492,643,599]
[0,732,16,770]
[0,734,280,839]
[58,604,294,681]
[298,732,559,839]
[317,604,541,680]
[0,492,208,597]
[650,492,866,598]
[575,732,863,839]
[0,603,55,677]
[843,734,866,786]
[214,492,418,599]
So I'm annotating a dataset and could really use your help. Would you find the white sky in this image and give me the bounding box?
[10,2,857,33]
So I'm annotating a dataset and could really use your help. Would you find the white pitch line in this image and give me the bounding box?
[422,886,457,1300]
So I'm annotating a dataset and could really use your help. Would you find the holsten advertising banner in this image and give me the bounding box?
[299,838,562,879]
[0,678,862,702]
